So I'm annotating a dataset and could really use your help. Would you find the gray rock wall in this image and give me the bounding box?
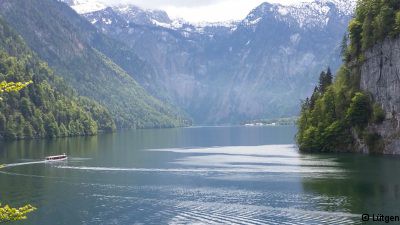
[360,37,400,154]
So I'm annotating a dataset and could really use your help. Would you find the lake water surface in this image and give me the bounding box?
[0,126,399,224]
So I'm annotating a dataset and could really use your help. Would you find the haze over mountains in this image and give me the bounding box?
[0,0,189,129]
[62,0,356,124]
[0,0,357,130]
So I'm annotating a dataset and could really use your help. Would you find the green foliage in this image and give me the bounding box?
[349,0,400,59]
[0,18,116,140]
[395,11,400,34]
[348,19,363,58]
[297,65,384,152]
[0,0,190,129]
[297,0,399,153]
[0,203,36,223]
[0,80,32,99]
[340,34,350,62]
[372,103,385,123]
[364,132,383,153]
[361,13,374,50]
[297,67,368,152]
[318,68,333,93]
[346,92,372,128]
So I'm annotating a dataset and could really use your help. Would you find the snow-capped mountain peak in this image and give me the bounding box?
[113,5,172,25]
[59,0,106,14]
[58,0,354,124]
[244,0,356,29]
[62,0,356,28]
[324,0,357,15]
[62,0,356,32]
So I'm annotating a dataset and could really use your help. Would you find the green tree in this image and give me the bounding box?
[346,92,372,128]
[349,19,363,58]
[340,34,349,62]
[309,86,319,109]
[318,68,333,93]
[372,103,385,123]
[23,122,33,137]
[362,13,374,50]
[0,204,36,223]
[297,0,400,153]
[394,11,400,35]
[373,5,395,40]
[0,81,36,222]
[0,81,32,100]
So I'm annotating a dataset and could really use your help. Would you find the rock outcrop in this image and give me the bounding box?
[360,37,400,154]
[64,0,355,124]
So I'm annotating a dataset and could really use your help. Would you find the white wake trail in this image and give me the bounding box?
[4,160,47,168]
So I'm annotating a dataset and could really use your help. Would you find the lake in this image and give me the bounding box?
[0,126,398,224]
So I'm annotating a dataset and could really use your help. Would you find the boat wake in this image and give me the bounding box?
[3,160,47,168]
[55,165,342,174]
[1,157,91,169]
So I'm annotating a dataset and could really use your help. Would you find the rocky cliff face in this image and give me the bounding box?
[63,0,355,124]
[360,37,400,154]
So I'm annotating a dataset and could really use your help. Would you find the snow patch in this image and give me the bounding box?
[69,0,106,14]
[278,7,289,16]
[244,17,262,26]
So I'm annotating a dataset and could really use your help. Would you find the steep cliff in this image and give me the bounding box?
[0,0,190,129]
[360,37,400,154]
[63,0,354,124]
[297,0,400,154]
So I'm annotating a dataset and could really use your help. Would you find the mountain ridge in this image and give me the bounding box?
[0,0,190,128]
[62,0,356,27]
[63,0,355,124]
[0,16,117,139]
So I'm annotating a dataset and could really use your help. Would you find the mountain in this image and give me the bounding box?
[297,0,400,154]
[0,17,115,140]
[64,0,356,124]
[0,0,189,129]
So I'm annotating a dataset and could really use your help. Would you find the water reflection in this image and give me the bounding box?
[0,126,396,224]
[301,154,400,217]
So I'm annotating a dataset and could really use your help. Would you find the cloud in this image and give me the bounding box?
[165,0,268,22]
[95,0,314,23]
[98,0,220,8]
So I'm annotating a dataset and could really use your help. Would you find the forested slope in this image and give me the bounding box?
[0,0,189,129]
[0,18,115,140]
[297,0,400,153]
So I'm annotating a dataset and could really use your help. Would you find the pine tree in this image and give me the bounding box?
[362,13,374,50]
[340,34,349,61]
[326,67,333,85]
[309,86,319,109]
[346,92,372,128]
[349,19,363,58]
[318,68,333,93]
[373,5,395,40]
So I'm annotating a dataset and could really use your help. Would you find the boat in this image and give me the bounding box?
[45,153,67,161]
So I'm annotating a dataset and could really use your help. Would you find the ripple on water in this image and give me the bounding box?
[1,144,356,224]
[54,145,346,180]
[82,192,359,225]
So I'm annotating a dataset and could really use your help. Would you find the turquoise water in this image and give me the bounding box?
[0,126,397,224]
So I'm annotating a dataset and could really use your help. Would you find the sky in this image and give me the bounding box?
[97,0,314,23]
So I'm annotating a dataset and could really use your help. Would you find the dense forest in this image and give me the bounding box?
[0,18,116,140]
[0,0,190,129]
[297,0,399,152]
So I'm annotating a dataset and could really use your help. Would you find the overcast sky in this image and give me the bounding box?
[97,0,313,23]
